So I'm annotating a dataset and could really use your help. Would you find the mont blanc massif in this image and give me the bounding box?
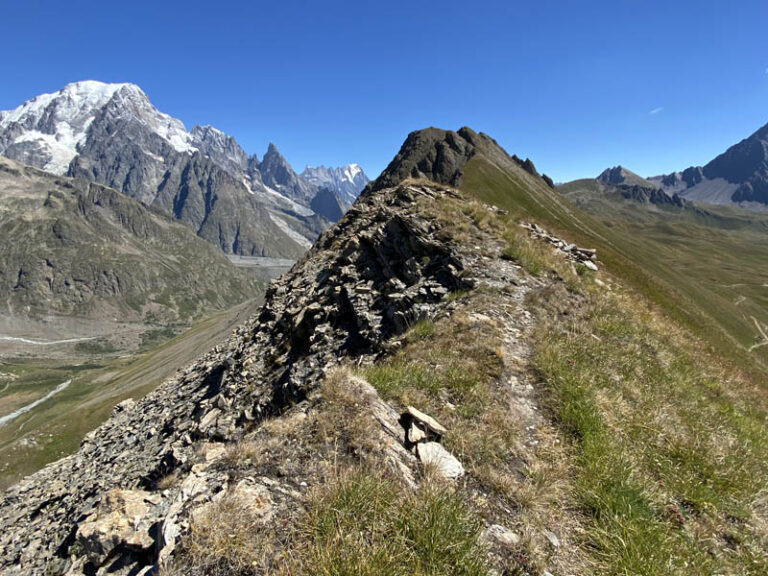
[1,81,768,576]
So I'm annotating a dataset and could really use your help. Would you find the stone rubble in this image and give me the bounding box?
[520,221,599,270]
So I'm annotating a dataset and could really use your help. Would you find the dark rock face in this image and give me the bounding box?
[615,184,685,207]
[367,127,480,191]
[190,125,249,175]
[310,187,345,221]
[0,183,486,575]
[654,123,768,205]
[66,99,306,258]
[256,143,317,204]
[702,124,768,204]
[365,126,555,197]
[0,157,259,321]
[681,166,704,188]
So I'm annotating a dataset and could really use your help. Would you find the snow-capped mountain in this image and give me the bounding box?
[301,163,369,206]
[0,81,132,174]
[0,81,367,257]
[190,124,248,175]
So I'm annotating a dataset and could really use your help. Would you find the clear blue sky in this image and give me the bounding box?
[2,0,767,182]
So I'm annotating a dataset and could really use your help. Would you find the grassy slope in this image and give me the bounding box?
[159,181,768,574]
[459,160,768,573]
[462,157,768,375]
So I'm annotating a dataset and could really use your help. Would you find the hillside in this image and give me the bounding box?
[0,156,259,324]
[558,174,768,376]
[369,127,768,375]
[1,129,767,575]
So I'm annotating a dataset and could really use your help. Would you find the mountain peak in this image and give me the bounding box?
[300,163,370,206]
[0,80,195,174]
[367,126,515,193]
[597,166,655,188]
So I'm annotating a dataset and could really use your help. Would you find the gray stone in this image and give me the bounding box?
[416,442,465,479]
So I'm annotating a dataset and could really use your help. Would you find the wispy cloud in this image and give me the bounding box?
[649,107,664,116]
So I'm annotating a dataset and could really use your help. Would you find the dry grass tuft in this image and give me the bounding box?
[162,495,275,576]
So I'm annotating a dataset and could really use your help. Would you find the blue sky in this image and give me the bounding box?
[2,0,767,181]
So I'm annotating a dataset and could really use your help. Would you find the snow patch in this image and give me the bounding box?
[268,212,313,248]
[0,80,198,174]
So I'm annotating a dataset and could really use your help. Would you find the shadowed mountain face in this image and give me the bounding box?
[651,122,768,206]
[366,127,483,191]
[0,156,259,321]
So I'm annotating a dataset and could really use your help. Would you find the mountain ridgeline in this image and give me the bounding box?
[0,81,370,258]
[649,121,768,206]
[2,125,767,576]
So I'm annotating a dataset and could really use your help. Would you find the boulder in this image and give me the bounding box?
[75,490,161,565]
[416,442,465,479]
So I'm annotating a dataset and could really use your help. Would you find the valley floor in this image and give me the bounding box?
[0,299,262,490]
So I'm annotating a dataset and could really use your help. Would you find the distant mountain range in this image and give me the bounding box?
[649,123,768,206]
[0,81,369,257]
[555,120,768,212]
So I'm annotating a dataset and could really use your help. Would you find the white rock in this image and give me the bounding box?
[416,442,464,479]
[406,406,447,436]
[484,523,521,547]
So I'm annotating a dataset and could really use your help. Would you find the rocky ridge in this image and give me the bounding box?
[520,222,599,271]
[0,182,509,574]
[0,178,583,574]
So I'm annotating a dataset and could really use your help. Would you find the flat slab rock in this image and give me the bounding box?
[416,441,465,479]
[406,405,447,436]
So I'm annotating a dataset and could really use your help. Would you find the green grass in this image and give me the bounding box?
[0,300,260,489]
[295,468,487,576]
[533,285,768,575]
[462,157,768,378]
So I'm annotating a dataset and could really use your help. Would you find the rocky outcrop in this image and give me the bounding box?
[365,127,556,198]
[367,127,481,191]
[615,184,685,207]
[520,222,599,270]
[0,182,495,574]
